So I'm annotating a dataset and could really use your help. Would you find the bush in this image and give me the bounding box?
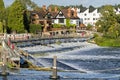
[94,33,99,38]
[29,24,42,33]
[94,37,120,47]
[53,24,62,28]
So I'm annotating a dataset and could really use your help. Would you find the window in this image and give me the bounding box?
[52,19,54,23]
[59,19,64,23]
[70,20,73,23]
[47,13,51,18]
[93,13,96,16]
[84,14,87,16]
[93,18,95,20]
[76,21,79,25]
[59,13,63,17]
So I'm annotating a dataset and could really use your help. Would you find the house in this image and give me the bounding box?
[51,8,80,27]
[30,6,80,32]
[76,7,120,27]
[30,5,52,32]
[76,8,100,26]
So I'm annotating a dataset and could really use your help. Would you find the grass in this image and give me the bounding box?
[94,37,120,47]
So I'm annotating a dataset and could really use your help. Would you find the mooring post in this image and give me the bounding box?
[50,56,60,79]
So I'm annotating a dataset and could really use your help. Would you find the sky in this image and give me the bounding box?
[3,0,120,8]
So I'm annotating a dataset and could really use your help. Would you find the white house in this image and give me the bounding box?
[74,7,120,26]
[51,8,80,27]
[75,8,100,26]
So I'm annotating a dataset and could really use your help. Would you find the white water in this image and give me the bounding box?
[19,42,120,74]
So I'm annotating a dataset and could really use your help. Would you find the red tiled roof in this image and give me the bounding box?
[30,8,80,19]
[61,9,79,19]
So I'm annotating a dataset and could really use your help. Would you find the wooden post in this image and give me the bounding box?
[50,56,60,79]
[0,41,9,76]
[1,50,7,76]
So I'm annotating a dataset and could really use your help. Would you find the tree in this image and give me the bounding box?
[96,5,117,34]
[96,5,120,39]
[23,10,30,33]
[7,0,26,33]
[0,0,5,33]
[106,23,120,38]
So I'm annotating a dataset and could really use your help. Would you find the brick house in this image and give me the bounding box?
[30,6,80,32]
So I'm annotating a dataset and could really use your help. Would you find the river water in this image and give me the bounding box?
[2,42,120,80]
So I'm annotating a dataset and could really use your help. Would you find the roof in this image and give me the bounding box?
[30,8,80,19]
[89,8,96,13]
[61,8,79,19]
[48,11,58,18]
[30,9,48,19]
[79,23,86,28]
[80,7,87,13]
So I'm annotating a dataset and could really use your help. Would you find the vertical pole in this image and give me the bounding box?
[53,56,57,78]
[50,56,60,79]
[1,50,7,75]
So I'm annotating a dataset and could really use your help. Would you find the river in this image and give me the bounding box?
[1,42,120,80]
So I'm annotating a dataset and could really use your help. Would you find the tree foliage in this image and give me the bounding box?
[66,19,76,28]
[7,0,26,33]
[96,5,120,39]
[0,0,5,33]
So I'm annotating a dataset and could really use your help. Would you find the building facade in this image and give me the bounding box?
[75,8,100,26]
[30,6,80,32]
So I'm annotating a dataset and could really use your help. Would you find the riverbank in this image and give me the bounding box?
[94,37,120,47]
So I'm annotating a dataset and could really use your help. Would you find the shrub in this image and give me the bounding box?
[29,24,42,33]
[53,24,62,28]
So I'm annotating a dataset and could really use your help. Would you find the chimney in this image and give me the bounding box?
[54,7,58,12]
[74,8,77,17]
[48,7,52,12]
[42,5,46,12]
[67,8,71,17]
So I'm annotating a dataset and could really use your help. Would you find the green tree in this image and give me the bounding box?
[23,10,30,33]
[0,0,5,33]
[66,19,76,29]
[66,19,71,28]
[7,0,26,33]
[86,24,93,30]
[96,5,117,36]
[0,22,3,32]
[107,23,120,38]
